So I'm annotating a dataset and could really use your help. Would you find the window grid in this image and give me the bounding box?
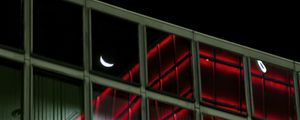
[199,44,247,115]
[0,0,298,120]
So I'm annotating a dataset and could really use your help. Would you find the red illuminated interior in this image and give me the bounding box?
[91,64,143,120]
[149,99,194,120]
[147,34,193,99]
[88,34,194,119]
[92,85,141,120]
[251,60,297,120]
[199,44,246,115]
[77,33,297,120]
[202,114,225,120]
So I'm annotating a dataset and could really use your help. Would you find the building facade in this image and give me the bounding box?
[1,0,300,120]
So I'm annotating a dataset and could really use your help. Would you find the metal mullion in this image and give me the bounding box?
[65,0,84,6]
[90,74,141,95]
[24,0,32,119]
[138,24,147,120]
[246,57,255,119]
[31,58,84,80]
[146,90,194,110]
[83,0,92,119]
[293,70,300,120]
[191,32,201,120]
[200,105,246,120]
[0,48,24,62]
[243,56,253,120]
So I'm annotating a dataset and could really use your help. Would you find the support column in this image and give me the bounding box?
[138,24,148,120]
[243,56,253,120]
[83,0,92,119]
[24,0,33,119]
[191,32,201,120]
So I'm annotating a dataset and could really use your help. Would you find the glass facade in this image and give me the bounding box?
[147,28,193,99]
[92,84,141,120]
[0,0,299,120]
[199,44,246,115]
[33,0,83,67]
[202,114,225,120]
[91,10,140,85]
[149,99,194,120]
[251,59,297,120]
[1,0,24,50]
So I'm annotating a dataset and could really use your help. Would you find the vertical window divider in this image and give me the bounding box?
[243,56,253,120]
[191,31,201,120]
[24,0,33,119]
[83,0,92,119]
[293,62,300,120]
[138,24,148,120]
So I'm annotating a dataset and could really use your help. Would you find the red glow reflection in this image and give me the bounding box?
[199,44,245,115]
[91,34,186,119]
[75,113,84,120]
[146,34,192,99]
[251,61,295,120]
[203,114,225,120]
[160,108,184,120]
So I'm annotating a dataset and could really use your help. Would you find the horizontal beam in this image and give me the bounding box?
[65,0,84,6]
[31,58,84,80]
[90,74,141,95]
[146,90,195,110]
[0,48,24,62]
[201,106,246,120]
[86,0,194,39]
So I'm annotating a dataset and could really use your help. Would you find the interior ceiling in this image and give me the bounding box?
[100,0,299,61]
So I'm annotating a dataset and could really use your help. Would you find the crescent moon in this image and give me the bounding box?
[100,56,114,67]
[257,60,267,73]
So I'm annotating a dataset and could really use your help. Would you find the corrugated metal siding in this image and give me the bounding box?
[33,74,83,120]
[0,64,22,120]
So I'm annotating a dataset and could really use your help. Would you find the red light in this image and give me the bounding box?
[75,113,84,120]
[199,45,245,115]
[251,68,295,120]
[148,56,190,86]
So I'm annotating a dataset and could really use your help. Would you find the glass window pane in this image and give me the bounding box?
[149,99,194,120]
[251,59,296,120]
[0,58,23,119]
[147,28,193,99]
[0,0,23,50]
[199,44,246,115]
[33,68,84,120]
[33,0,83,67]
[202,114,226,120]
[91,10,140,84]
[92,84,141,120]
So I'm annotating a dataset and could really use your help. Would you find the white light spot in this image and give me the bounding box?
[257,60,267,73]
[100,56,114,68]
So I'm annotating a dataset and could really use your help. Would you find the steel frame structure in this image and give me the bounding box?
[0,0,299,120]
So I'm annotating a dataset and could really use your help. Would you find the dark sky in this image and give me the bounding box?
[101,0,299,61]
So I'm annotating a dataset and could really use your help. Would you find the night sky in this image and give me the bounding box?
[100,0,300,61]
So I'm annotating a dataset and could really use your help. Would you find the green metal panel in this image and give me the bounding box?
[33,73,83,120]
[0,63,22,120]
